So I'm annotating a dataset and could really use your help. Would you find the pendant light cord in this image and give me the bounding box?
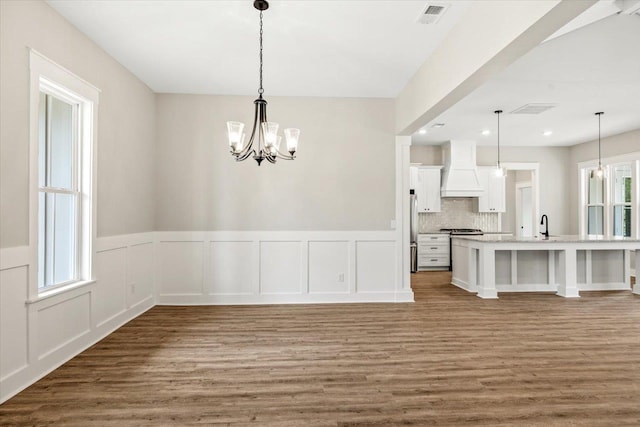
[497,111,501,167]
[597,112,602,168]
[258,11,264,96]
[494,110,503,168]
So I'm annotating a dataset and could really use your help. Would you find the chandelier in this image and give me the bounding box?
[226,0,300,165]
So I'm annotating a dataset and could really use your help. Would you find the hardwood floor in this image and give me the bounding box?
[2,272,639,426]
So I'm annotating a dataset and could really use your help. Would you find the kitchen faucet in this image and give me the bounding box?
[540,214,549,238]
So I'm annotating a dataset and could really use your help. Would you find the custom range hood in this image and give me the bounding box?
[440,140,483,198]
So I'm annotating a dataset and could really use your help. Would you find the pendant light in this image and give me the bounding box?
[494,110,506,177]
[590,112,604,179]
[226,0,300,166]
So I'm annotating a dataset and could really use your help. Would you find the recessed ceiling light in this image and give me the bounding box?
[418,129,427,135]
[431,123,445,128]
[481,129,491,136]
[543,130,553,136]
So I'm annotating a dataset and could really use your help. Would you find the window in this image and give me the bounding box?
[579,155,639,239]
[586,170,605,235]
[38,91,79,289]
[611,164,632,237]
[30,50,99,296]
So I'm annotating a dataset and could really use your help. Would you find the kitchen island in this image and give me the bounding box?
[451,235,640,299]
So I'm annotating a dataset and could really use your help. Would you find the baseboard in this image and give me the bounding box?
[496,284,557,292]
[578,282,631,291]
[451,278,476,293]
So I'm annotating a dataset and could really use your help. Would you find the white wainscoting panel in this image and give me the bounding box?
[37,292,91,359]
[209,241,255,295]
[0,266,29,379]
[127,243,154,307]
[260,241,302,295]
[0,233,155,404]
[155,231,410,305]
[158,241,204,295]
[356,241,396,293]
[94,248,127,327]
[308,241,349,294]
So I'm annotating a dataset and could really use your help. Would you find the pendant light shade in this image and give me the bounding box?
[590,112,605,179]
[226,0,300,166]
[494,110,506,178]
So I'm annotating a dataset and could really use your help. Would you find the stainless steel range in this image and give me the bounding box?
[439,228,484,271]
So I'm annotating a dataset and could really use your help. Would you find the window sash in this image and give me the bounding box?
[38,91,82,290]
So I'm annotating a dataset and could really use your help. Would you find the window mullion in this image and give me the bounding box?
[38,186,78,195]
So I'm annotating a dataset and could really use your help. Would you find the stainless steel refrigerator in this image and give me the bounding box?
[410,189,418,273]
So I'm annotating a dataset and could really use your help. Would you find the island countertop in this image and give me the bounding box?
[451,234,639,299]
[452,234,640,243]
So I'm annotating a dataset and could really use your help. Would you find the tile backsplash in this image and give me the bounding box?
[419,198,499,232]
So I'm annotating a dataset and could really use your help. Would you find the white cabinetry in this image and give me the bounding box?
[477,167,506,213]
[416,166,442,213]
[417,234,450,270]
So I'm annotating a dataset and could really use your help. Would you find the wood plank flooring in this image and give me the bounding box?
[1,272,639,426]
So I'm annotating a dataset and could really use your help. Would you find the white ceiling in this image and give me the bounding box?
[47,0,470,98]
[413,10,640,147]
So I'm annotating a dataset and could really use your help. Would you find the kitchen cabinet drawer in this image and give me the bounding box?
[418,243,448,255]
[418,255,449,267]
[418,234,449,243]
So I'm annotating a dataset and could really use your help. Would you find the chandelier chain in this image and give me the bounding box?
[258,10,264,95]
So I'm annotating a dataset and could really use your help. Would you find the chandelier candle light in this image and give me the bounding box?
[591,112,605,179]
[227,0,300,165]
[494,109,506,178]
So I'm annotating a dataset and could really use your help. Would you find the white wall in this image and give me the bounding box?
[155,94,395,231]
[152,95,407,308]
[0,1,156,403]
[0,0,156,248]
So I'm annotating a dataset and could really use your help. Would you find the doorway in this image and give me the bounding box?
[516,182,533,237]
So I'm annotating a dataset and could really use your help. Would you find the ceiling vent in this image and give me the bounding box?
[510,103,557,115]
[417,3,450,24]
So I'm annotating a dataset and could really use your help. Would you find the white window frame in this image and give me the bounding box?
[29,50,100,301]
[584,166,608,236]
[578,152,640,239]
[610,162,633,237]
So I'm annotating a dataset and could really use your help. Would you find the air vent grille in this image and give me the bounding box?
[510,103,557,115]
[417,3,450,24]
[425,5,445,15]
